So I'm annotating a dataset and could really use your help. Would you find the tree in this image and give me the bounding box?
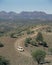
[32,50,46,65]
[36,32,43,42]
[0,56,10,65]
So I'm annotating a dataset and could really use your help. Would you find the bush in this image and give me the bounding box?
[25,37,32,44]
[24,37,32,47]
[10,33,17,38]
[46,29,52,32]
[24,43,28,47]
[30,40,38,46]
[32,50,46,65]
[0,31,5,37]
[0,56,10,65]
[0,42,4,47]
[38,41,43,45]
[42,41,48,47]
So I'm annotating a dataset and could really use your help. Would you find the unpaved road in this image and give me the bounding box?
[14,26,48,57]
[15,33,37,57]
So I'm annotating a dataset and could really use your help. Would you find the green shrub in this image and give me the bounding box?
[25,37,32,44]
[24,37,32,47]
[0,56,10,65]
[30,40,37,46]
[32,50,46,65]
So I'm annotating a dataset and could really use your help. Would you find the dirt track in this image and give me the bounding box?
[14,25,48,57]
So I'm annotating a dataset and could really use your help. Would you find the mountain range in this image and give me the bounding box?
[0,11,52,21]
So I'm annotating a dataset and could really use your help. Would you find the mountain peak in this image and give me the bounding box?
[0,11,52,20]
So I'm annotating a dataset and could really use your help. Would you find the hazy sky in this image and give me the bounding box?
[0,0,52,14]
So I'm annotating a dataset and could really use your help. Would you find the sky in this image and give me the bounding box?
[0,0,52,14]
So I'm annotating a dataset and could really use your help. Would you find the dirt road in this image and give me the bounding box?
[14,25,48,57]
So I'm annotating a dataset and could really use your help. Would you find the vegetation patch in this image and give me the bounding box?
[0,56,10,65]
[0,31,5,37]
[27,30,34,34]
[24,32,48,48]
[24,37,32,47]
[0,42,4,47]
[32,50,46,65]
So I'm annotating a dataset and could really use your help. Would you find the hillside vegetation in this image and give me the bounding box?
[0,22,52,65]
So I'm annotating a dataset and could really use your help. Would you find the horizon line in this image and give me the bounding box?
[0,10,52,14]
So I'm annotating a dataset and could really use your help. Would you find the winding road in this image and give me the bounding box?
[14,25,48,57]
